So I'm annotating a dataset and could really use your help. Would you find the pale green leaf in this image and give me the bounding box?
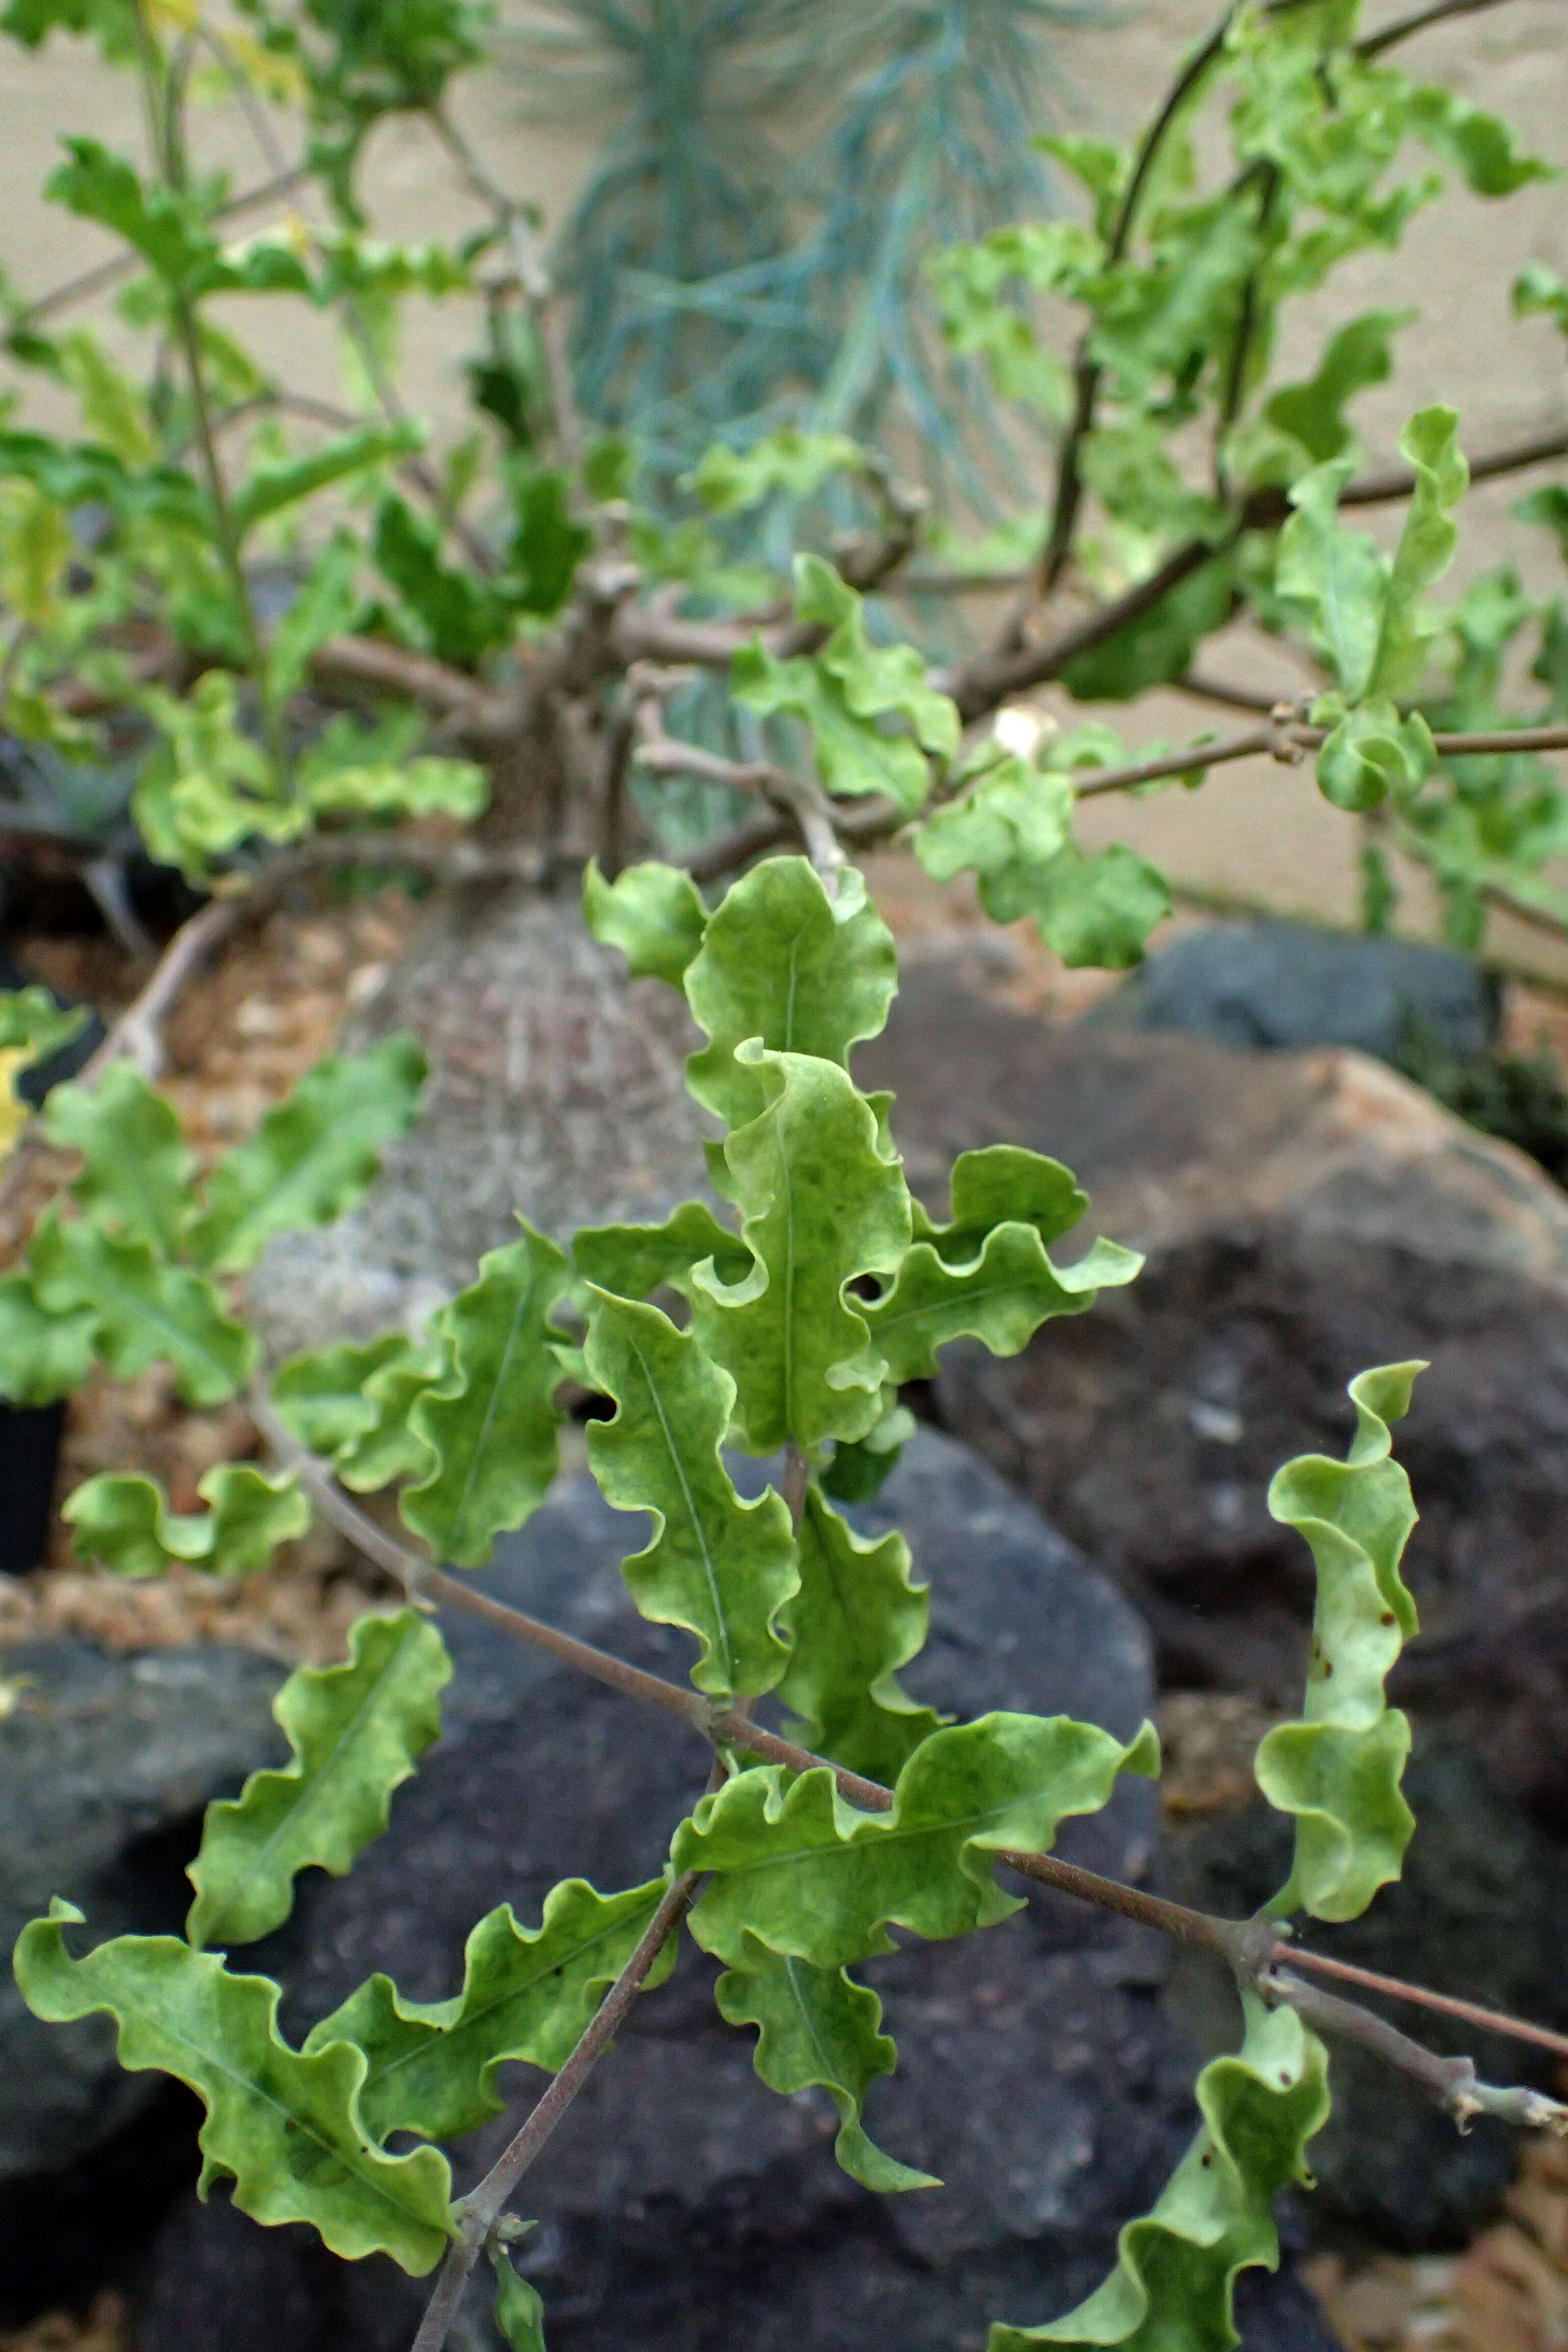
[987,843,1171,971]
[1254,1362,1425,1923]
[777,1483,941,1784]
[489,2246,547,2351]
[267,1332,447,1494]
[584,1291,797,1698]
[582,857,708,989]
[1276,458,1387,701]
[684,429,864,516]
[13,1902,454,2275]
[229,422,425,539]
[795,555,961,761]
[864,1220,1139,1387]
[401,1226,570,1567]
[43,1061,192,1254]
[1264,311,1413,466]
[185,1037,427,1275]
[690,1047,911,1455]
[572,1201,748,1304]
[63,1464,309,1581]
[1408,88,1554,197]
[0,985,87,1064]
[991,1995,1329,2346]
[730,642,932,813]
[29,1212,254,1405]
[303,756,488,822]
[305,1877,675,2145]
[186,1606,450,1950]
[716,1932,938,2193]
[1371,406,1468,697]
[675,1711,1160,1970]
[684,857,897,1131]
[0,1270,95,1405]
[1315,699,1434,812]
[265,529,360,705]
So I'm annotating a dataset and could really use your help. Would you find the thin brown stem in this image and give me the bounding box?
[1264,1969,1568,2132]
[1065,716,1568,804]
[409,1870,699,2352]
[1355,0,1519,60]
[1282,1946,1568,2061]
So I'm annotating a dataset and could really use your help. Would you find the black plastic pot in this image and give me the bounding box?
[0,1399,64,1577]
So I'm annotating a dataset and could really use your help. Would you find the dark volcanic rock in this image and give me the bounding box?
[129,1432,1332,2352]
[0,1638,284,2320]
[1089,919,1500,1063]
[860,962,1568,1822]
[1162,1734,1568,2247]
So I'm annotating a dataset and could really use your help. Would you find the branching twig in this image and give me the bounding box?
[1262,1969,1568,2133]
[1067,715,1568,803]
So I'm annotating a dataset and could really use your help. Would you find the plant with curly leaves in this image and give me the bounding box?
[9,856,1568,2352]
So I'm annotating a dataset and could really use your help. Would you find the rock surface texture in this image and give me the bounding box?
[127,1432,1333,2352]
[1088,919,1500,1063]
[248,886,714,1361]
[860,964,1568,1824]
[0,1638,284,2319]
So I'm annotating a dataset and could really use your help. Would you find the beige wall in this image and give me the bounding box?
[2,3,1565,962]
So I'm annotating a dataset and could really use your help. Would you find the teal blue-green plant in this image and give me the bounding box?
[8,856,1568,2352]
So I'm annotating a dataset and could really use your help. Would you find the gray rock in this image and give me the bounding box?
[0,1639,285,2185]
[1089,920,1500,1064]
[247,886,714,1360]
[1162,1734,1568,2248]
[129,1431,1332,2351]
[859,964,1568,1825]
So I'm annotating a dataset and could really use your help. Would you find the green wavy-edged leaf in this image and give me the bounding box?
[676,1711,1160,1970]
[777,1483,940,1783]
[185,1607,450,1950]
[690,1047,911,1455]
[1254,1361,1425,1923]
[572,1200,747,1304]
[268,1335,424,1461]
[683,857,897,1131]
[43,1061,193,1254]
[185,1037,427,1275]
[716,1931,938,2193]
[305,1877,675,2145]
[864,1222,1140,1385]
[0,984,87,1063]
[63,1464,310,1580]
[13,1902,454,2275]
[1370,406,1467,699]
[489,2245,548,2351]
[338,1337,449,1492]
[583,1291,797,1699]
[28,1212,254,1405]
[795,555,961,766]
[924,1147,1091,1260]
[582,858,708,988]
[0,1269,95,1404]
[1276,456,1385,702]
[401,1226,570,1567]
[990,1995,1329,2348]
